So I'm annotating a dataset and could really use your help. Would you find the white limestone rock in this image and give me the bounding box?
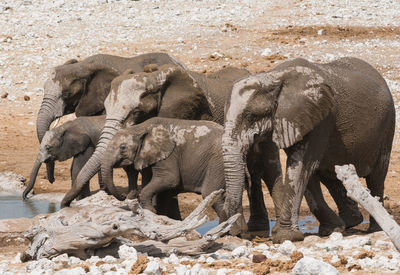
[292,256,339,275]
[278,240,296,256]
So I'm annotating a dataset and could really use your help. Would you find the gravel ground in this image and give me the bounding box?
[1,0,400,274]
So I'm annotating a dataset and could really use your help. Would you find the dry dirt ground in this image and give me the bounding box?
[0,0,400,273]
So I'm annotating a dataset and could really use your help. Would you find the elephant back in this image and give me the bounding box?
[191,67,250,125]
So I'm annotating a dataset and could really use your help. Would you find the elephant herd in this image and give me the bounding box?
[24,52,395,243]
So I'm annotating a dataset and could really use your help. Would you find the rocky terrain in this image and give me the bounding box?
[1,0,400,274]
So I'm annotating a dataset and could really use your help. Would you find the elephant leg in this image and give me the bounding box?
[156,189,182,220]
[260,140,284,235]
[272,124,329,244]
[123,166,139,199]
[365,151,390,233]
[319,173,363,229]
[304,175,345,236]
[71,148,94,200]
[139,164,180,213]
[245,146,270,235]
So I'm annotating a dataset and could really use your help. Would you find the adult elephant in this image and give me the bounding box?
[221,57,395,243]
[37,52,185,184]
[59,63,281,234]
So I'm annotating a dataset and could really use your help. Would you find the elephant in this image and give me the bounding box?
[24,115,137,200]
[221,57,395,243]
[100,117,231,222]
[60,62,283,232]
[37,52,185,187]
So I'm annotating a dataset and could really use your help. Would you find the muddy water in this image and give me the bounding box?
[196,216,319,236]
[0,195,60,219]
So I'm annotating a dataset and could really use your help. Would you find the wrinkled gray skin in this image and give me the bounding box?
[222,57,395,243]
[101,118,235,224]
[24,115,137,200]
[37,53,184,188]
[61,63,278,233]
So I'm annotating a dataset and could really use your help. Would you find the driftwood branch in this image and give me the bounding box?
[335,164,400,251]
[22,190,241,261]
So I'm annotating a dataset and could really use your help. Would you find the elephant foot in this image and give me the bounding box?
[318,223,345,237]
[60,199,71,208]
[126,190,140,200]
[247,217,270,232]
[340,210,363,229]
[272,228,304,244]
[367,221,382,233]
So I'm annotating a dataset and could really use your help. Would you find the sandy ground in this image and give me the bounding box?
[0,0,400,273]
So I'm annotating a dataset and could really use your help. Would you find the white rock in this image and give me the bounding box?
[292,256,339,275]
[206,257,215,264]
[11,253,21,264]
[260,48,272,56]
[254,243,269,251]
[278,240,296,256]
[232,245,249,258]
[329,232,343,242]
[236,271,254,275]
[143,261,161,275]
[68,256,83,266]
[118,245,138,261]
[216,268,231,275]
[87,255,101,264]
[0,172,26,194]
[103,255,117,263]
[174,264,188,275]
[341,236,371,250]
[26,258,55,273]
[54,267,86,275]
[317,29,325,35]
[168,253,180,265]
[89,265,103,275]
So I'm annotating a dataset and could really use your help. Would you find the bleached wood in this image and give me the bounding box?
[22,190,241,260]
[335,164,400,251]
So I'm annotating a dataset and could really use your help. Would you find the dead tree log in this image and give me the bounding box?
[335,164,400,251]
[21,190,241,261]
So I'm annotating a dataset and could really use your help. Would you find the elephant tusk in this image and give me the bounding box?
[51,117,61,129]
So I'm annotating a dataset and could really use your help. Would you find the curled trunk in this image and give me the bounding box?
[61,119,122,207]
[23,158,43,200]
[101,153,126,201]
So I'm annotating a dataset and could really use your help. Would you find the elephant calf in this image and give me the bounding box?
[24,115,137,200]
[101,117,233,222]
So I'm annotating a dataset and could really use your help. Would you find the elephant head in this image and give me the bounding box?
[24,123,92,199]
[37,58,118,184]
[101,123,175,201]
[222,61,335,218]
[61,64,207,207]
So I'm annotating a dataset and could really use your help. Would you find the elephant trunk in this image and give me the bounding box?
[61,119,122,207]
[23,158,43,200]
[221,124,247,220]
[101,150,126,201]
[37,94,63,184]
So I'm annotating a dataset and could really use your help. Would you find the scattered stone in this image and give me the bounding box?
[278,240,296,256]
[24,95,30,101]
[252,254,267,263]
[232,245,249,258]
[1,92,8,98]
[260,48,272,56]
[329,232,343,242]
[118,244,138,261]
[292,256,339,275]
[130,254,149,274]
[317,29,326,35]
[143,260,161,275]
[290,251,304,263]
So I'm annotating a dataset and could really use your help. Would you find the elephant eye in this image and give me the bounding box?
[120,144,128,152]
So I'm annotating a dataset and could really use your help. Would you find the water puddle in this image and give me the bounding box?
[0,195,60,220]
[196,216,319,236]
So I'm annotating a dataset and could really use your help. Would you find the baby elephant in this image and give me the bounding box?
[101,117,229,220]
[24,115,137,200]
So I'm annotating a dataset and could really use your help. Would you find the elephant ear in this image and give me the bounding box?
[272,73,335,148]
[58,129,91,161]
[75,67,119,116]
[134,126,175,170]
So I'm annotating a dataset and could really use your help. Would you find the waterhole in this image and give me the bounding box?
[0,195,60,220]
[196,216,319,236]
